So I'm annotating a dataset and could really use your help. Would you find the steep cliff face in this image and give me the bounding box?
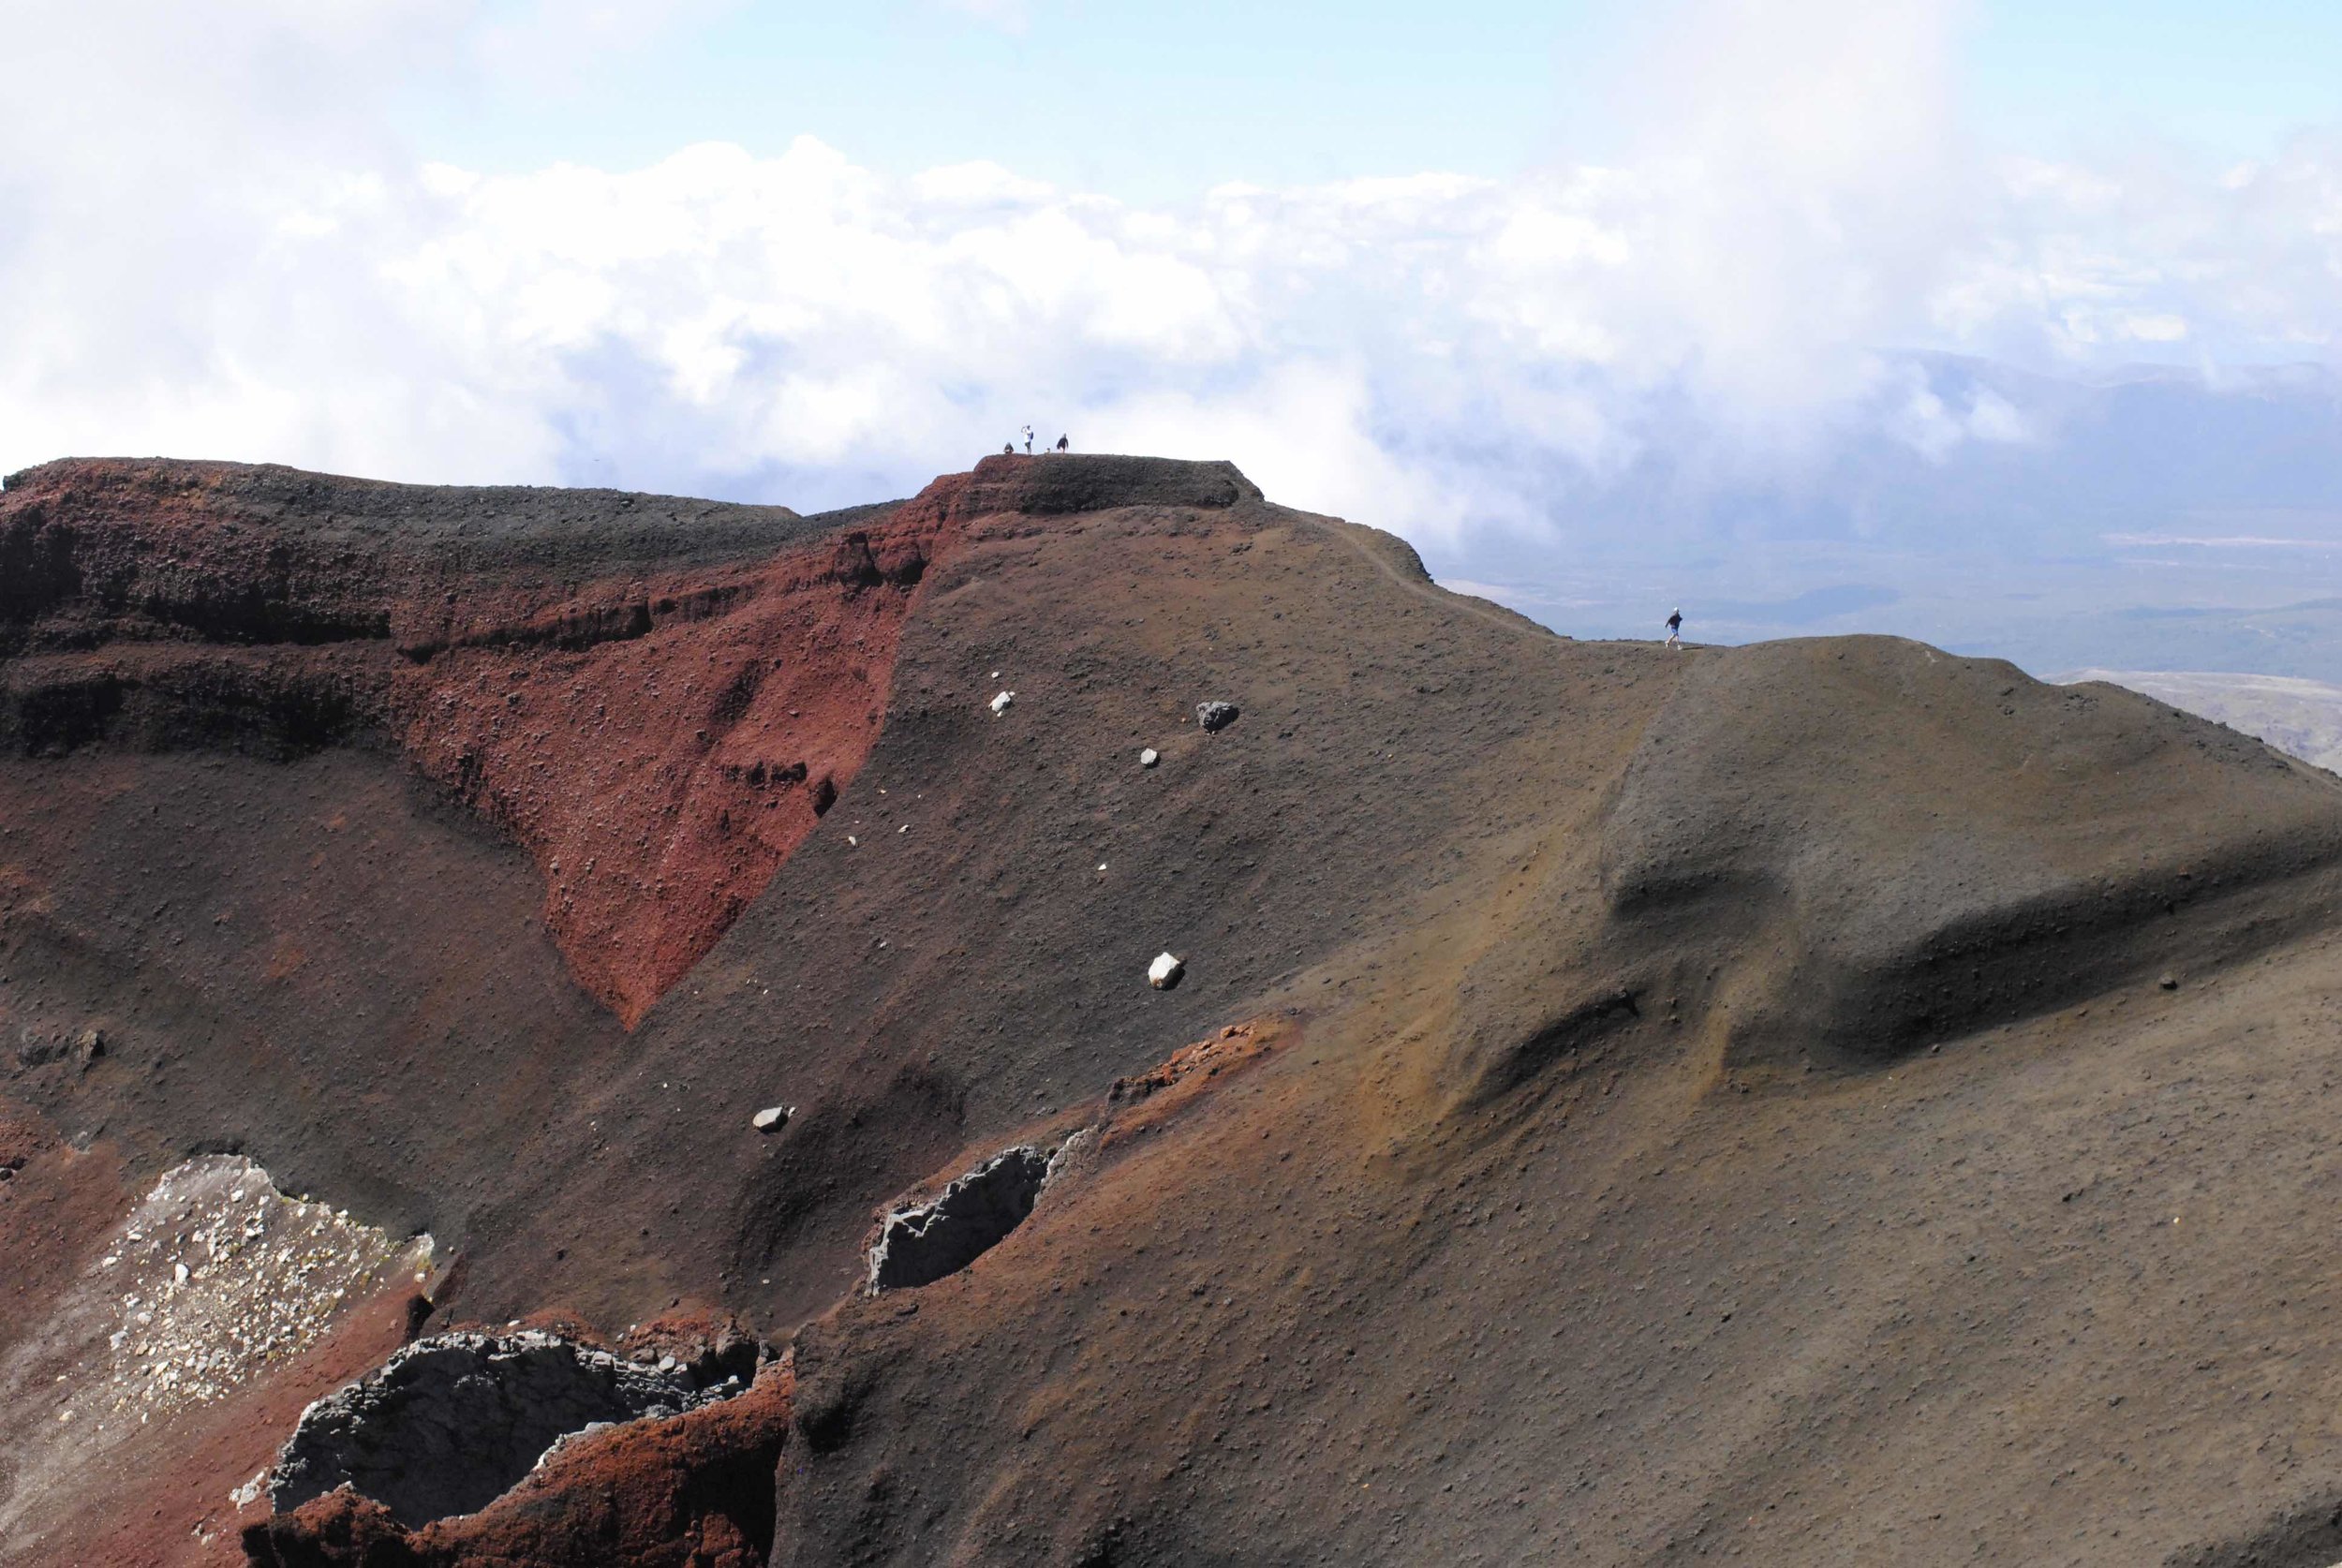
[5,452,2342,1566]
[0,458,963,1023]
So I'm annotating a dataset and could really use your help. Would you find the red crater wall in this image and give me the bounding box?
[389,485,971,1026]
[0,459,987,1028]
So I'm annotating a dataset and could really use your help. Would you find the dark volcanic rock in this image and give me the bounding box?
[946,452,1261,520]
[867,1145,1056,1292]
[245,1355,793,1568]
[270,1330,745,1528]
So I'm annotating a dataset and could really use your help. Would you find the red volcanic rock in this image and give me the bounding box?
[0,459,987,1026]
[390,494,970,1024]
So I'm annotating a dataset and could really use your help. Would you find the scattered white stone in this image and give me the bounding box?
[989,690,1015,716]
[11,1153,430,1501]
[751,1105,793,1134]
[1148,953,1186,990]
[1139,748,1159,767]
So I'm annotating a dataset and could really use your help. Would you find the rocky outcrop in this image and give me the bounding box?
[245,1356,792,1568]
[867,1146,1060,1292]
[270,1329,757,1528]
[944,452,1262,521]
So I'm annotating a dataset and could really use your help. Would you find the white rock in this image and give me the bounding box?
[1139,748,1159,767]
[989,690,1015,716]
[1148,953,1185,990]
[752,1105,793,1133]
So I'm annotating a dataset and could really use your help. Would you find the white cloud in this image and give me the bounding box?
[2,0,2340,550]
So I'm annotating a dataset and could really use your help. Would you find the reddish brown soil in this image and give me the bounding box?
[7,451,2342,1565]
[0,1097,132,1369]
[392,481,971,1023]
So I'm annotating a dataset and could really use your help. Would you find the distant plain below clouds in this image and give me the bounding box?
[2057,669,2342,774]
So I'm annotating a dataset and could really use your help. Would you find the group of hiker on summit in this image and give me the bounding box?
[986,425,1684,649]
[1003,424,1069,456]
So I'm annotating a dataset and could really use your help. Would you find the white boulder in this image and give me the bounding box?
[1148,953,1185,990]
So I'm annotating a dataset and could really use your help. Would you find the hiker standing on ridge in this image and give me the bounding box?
[1666,607,1683,649]
[1022,424,1035,454]
[1056,434,1069,452]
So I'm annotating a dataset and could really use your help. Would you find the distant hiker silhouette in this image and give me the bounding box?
[1022,424,1035,454]
[1666,608,1683,649]
[1055,434,1069,452]
[1002,442,1015,455]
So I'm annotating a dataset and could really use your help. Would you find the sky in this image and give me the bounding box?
[404,1,2342,191]
[6,0,2342,669]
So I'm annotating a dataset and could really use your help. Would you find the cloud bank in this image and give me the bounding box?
[4,0,2339,555]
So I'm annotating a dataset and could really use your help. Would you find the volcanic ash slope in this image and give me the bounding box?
[5,454,2342,1565]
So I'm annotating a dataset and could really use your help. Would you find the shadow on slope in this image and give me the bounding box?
[1446,637,2342,1107]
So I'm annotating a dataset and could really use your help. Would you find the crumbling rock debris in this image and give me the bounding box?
[1195,701,1238,732]
[269,1329,755,1529]
[751,1105,793,1133]
[11,1024,106,1072]
[1149,952,1186,990]
[1107,1022,1268,1105]
[989,690,1015,716]
[0,1155,430,1550]
[867,1146,1060,1293]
